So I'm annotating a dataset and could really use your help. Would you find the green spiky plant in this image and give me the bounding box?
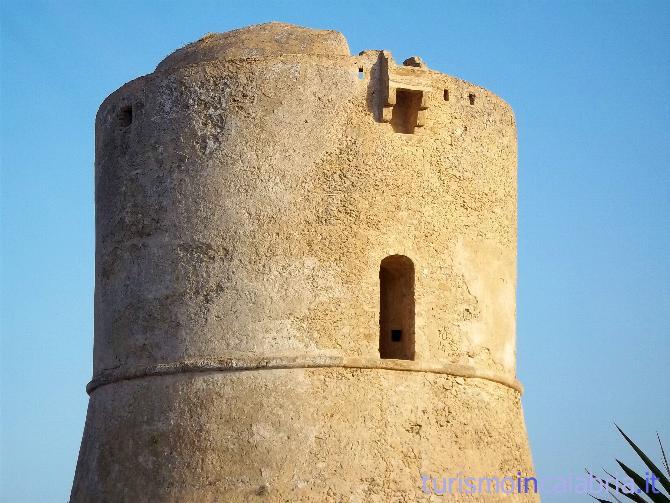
[586,425,670,502]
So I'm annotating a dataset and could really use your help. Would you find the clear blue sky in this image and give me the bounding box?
[1,1,668,501]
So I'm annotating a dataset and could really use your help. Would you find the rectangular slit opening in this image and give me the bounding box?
[379,255,415,360]
[391,89,423,134]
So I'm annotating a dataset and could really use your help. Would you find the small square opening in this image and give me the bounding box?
[391,329,402,342]
[391,89,423,134]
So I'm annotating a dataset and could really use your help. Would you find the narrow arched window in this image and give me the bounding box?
[379,255,415,360]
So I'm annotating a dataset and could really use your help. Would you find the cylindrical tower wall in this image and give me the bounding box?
[72,23,535,502]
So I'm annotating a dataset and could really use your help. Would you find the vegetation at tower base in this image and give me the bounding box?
[587,425,670,502]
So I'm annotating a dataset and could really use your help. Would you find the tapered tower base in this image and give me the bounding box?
[72,368,536,501]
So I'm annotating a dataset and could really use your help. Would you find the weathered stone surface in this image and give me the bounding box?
[72,371,534,502]
[71,22,537,502]
[156,21,350,72]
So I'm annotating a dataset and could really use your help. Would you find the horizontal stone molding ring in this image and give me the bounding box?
[86,354,523,394]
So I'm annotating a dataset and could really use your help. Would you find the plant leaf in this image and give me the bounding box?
[659,433,670,479]
[616,424,670,494]
[590,494,615,503]
[605,469,635,492]
[617,459,670,503]
[610,490,627,503]
[586,470,647,503]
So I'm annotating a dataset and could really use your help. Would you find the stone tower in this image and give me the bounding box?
[71,22,537,502]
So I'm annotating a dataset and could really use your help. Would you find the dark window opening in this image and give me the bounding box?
[468,93,476,105]
[358,67,364,80]
[391,89,423,134]
[379,255,415,360]
[443,89,449,101]
[118,105,133,127]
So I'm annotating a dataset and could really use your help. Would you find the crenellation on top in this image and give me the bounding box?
[149,23,514,138]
